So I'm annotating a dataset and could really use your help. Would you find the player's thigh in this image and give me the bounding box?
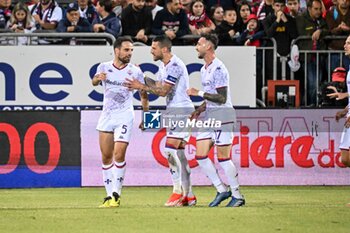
[196,139,214,156]
[339,127,350,150]
[165,137,183,149]
[99,131,114,160]
[217,144,233,159]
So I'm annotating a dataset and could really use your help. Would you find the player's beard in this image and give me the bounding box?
[119,55,131,64]
[152,53,162,62]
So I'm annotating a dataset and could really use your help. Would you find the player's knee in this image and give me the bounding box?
[164,147,179,165]
[341,156,350,167]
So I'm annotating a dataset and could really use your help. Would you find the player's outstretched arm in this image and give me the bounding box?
[125,77,172,97]
[139,90,149,131]
[187,87,227,104]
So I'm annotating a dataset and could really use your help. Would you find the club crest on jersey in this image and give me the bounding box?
[127,70,133,75]
[108,69,113,72]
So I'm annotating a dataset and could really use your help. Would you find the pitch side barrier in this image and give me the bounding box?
[0,32,116,45]
[290,35,348,107]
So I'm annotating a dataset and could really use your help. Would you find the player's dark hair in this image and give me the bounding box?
[114,36,134,49]
[200,33,219,50]
[153,35,172,51]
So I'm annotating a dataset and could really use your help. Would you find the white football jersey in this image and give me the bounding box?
[157,54,193,108]
[201,57,233,109]
[347,67,350,117]
[96,61,144,114]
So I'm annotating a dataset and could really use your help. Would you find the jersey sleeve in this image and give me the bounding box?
[164,63,181,85]
[213,66,228,89]
[135,67,145,84]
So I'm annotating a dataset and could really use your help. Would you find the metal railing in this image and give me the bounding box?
[290,35,347,106]
[0,32,116,45]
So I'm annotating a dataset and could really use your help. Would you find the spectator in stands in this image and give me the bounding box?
[56,2,92,44]
[111,0,128,17]
[325,0,350,71]
[296,0,329,106]
[6,2,35,44]
[145,0,162,20]
[187,0,215,35]
[203,0,237,16]
[152,0,189,44]
[0,0,12,29]
[237,13,264,46]
[263,0,298,79]
[286,0,303,18]
[77,0,98,24]
[255,0,274,21]
[180,0,191,13]
[209,4,224,26]
[237,1,252,32]
[214,7,241,45]
[121,0,152,43]
[31,0,63,30]
[92,0,121,38]
[32,0,63,30]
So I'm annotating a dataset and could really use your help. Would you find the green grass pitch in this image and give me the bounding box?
[0,186,349,233]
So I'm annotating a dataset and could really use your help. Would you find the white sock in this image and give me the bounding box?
[219,159,242,199]
[178,149,194,197]
[196,156,226,193]
[113,161,126,196]
[102,163,114,197]
[165,147,182,194]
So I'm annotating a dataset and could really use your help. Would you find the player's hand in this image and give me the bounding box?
[336,110,346,122]
[96,72,107,81]
[139,121,145,131]
[186,88,199,96]
[189,110,201,120]
[125,78,143,90]
[345,116,350,128]
[327,86,348,100]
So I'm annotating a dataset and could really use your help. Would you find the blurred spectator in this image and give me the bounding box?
[214,7,241,45]
[263,0,298,56]
[0,0,12,29]
[237,0,252,32]
[31,0,63,30]
[145,0,162,20]
[255,0,274,21]
[203,0,237,16]
[296,0,329,105]
[180,0,191,13]
[237,14,264,46]
[77,0,98,24]
[263,0,298,80]
[187,0,215,35]
[286,0,303,17]
[56,2,92,45]
[92,0,122,38]
[152,0,189,43]
[325,0,350,71]
[209,4,224,26]
[121,0,152,43]
[111,0,128,17]
[6,2,35,44]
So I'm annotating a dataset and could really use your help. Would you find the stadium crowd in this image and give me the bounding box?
[1,0,350,106]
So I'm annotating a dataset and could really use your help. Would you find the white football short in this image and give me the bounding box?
[196,122,235,146]
[165,107,194,142]
[96,111,134,143]
[339,127,350,150]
